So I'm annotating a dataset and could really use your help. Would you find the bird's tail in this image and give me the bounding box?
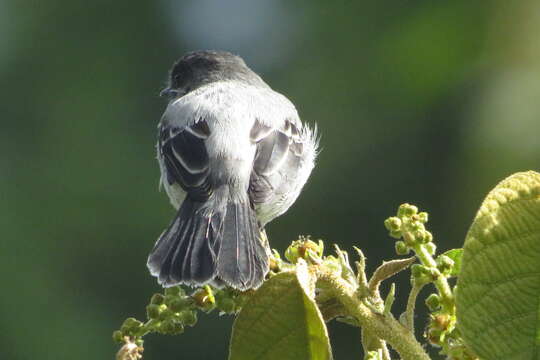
[147,197,269,290]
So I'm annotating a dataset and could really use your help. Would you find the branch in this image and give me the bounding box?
[404,281,425,332]
[317,269,430,360]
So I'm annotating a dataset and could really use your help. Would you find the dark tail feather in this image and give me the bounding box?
[216,202,269,290]
[147,198,220,287]
[147,199,269,290]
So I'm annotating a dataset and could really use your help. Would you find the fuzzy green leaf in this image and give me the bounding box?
[456,171,540,360]
[229,272,332,360]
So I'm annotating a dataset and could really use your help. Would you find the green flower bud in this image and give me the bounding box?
[402,231,415,245]
[425,242,436,255]
[428,267,441,280]
[217,297,236,314]
[413,230,426,242]
[159,318,184,335]
[146,304,162,320]
[269,249,282,271]
[384,217,402,232]
[411,264,425,278]
[417,212,428,223]
[365,350,381,360]
[409,221,425,232]
[285,237,323,264]
[150,293,165,305]
[423,231,433,243]
[168,297,193,312]
[147,320,161,331]
[395,241,409,255]
[168,299,183,313]
[389,229,403,239]
[121,318,143,334]
[269,256,281,272]
[158,307,174,321]
[436,255,454,274]
[164,286,184,297]
[398,203,418,218]
[426,327,442,346]
[425,293,441,311]
[178,310,197,327]
[284,243,300,263]
[430,314,452,331]
[124,317,142,328]
[192,286,216,312]
[112,330,124,343]
[164,295,175,306]
[411,264,433,284]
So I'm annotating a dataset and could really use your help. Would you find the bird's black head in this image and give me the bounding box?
[161,50,266,99]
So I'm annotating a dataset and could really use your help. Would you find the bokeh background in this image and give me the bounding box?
[2,1,539,359]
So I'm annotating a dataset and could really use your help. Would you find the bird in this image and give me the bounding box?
[147,50,318,291]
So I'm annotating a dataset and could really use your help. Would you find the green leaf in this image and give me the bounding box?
[456,171,540,360]
[229,271,332,360]
[368,257,416,292]
[441,248,463,277]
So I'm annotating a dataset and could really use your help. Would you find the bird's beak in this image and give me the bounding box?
[160,87,185,99]
[160,87,173,97]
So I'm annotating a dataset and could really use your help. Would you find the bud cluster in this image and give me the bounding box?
[285,236,324,264]
[410,264,440,285]
[426,313,454,347]
[424,311,478,360]
[214,288,250,315]
[385,204,432,256]
[113,283,251,350]
[385,203,471,359]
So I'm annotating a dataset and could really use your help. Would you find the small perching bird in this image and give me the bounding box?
[147,50,318,290]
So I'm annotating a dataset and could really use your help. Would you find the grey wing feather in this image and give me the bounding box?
[249,119,317,217]
[253,131,290,176]
[158,120,213,201]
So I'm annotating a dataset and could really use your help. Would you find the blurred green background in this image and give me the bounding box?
[2,0,539,359]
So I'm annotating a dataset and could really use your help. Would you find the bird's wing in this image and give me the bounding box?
[248,117,315,205]
[158,119,212,201]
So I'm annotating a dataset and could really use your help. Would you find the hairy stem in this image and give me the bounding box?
[361,329,391,360]
[317,270,430,360]
[405,282,425,333]
[414,244,454,311]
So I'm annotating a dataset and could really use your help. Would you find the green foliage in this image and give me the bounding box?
[113,285,249,359]
[457,171,540,360]
[229,271,332,360]
[384,202,473,358]
[114,171,540,360]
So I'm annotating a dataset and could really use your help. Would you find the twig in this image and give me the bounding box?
[317,269,430,360]
[361,330,391,360]
[404,282,425,333]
